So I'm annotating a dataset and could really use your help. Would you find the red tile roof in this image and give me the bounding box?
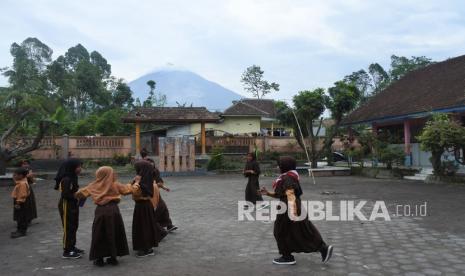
[343,55,465,125]
[122,107,221,124]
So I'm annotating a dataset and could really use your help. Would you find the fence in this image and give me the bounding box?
[27,135,133,160]
[194,136,347,154]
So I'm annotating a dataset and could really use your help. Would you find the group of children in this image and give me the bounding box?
[11,155,177,267]
[11,152,333,267]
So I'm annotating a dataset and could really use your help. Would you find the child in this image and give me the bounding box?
[132,160,167,257]
[55,158,84,259]
[260,156,333,265]
[11,167,33,238]
[244,152,263,205]
[20,160,38,224]
[147,158,177,233]
[76,166,140,267]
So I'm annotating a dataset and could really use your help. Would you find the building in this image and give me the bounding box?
[342,55,465,167]
[166,98,291,137]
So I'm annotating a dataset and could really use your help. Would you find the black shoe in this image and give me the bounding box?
[93,258,105,267]
[136,249,155,258]
[272,255,296,265]
[106,257,119,266]
[62,251,82,259]
[321,245,334,264]
[167,225,178,233]
[10,231,26,239]
[73,247,85,254]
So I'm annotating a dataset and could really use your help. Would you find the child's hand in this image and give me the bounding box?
[259,186,269,195]
[133,175,141,183]
[133,183,140,190]
[162,186,170,192]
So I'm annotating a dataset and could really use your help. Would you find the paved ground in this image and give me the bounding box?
[1,174,465,275]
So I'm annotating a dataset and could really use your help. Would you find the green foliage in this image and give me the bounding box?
[71,114,98,136]
[95,109,133,136]
[240,65,279,99]
[377,146,405,170]
[143,80,167,107]
[343,55,434,102]
[112,153,132,166]
[417,113,465,175]
[207,146,225,171]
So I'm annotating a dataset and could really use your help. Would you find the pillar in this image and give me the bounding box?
[404,120,412,166]
[271,122,274,137]
[62,134,69,159]
[135,121,141,156]
[201,121,206,155]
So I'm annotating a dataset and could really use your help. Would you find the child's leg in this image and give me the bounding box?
[60,199,79,252]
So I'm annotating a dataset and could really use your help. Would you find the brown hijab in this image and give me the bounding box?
[86,166,121,205]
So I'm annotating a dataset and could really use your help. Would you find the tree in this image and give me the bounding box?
[323,81,361,165]
[343,70,372,103]
[48,44,111,118]
[0,38,55,174]
[143,80,167,107]
[95,109,133,135]
[417,114,465,175]
[368,63,390,94]
[240,65,279,99]
[343,55,435,102]
[275,89,327,168]
[389,55,433,82]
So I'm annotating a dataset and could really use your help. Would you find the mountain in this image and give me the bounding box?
[128,69,242,111]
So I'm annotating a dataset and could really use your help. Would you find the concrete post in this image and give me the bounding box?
[62,134,69,159]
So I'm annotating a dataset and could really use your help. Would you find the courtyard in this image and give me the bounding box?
[1,174,465,275]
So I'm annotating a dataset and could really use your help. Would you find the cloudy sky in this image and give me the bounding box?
[1,0,465,101]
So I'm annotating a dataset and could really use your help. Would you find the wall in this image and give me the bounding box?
[28,136,133,160]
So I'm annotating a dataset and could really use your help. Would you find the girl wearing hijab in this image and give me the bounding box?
[55,158,84,259]
[260,156,333,265]
[146,158,178,233]
[132,160,167,257]
[244,152,263,205]
[76,166,140,267]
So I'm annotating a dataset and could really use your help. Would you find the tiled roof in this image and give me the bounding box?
[343,55,465,125]
[122,107,221,124]
[223,99,276,117]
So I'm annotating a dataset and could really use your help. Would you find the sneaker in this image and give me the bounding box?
[73,247,85,254]
[167,225,178,233]
[93,258,105,267]
[136,249,155,258]
[106,257,119,266]
[321,245,334,264]
[272,255,296,265]
[10,231,26,239]
[62,251,82,259]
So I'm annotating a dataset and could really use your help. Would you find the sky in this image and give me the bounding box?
[2,0,465,102]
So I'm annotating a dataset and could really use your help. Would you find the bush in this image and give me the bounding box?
[112,153,132,166]
[377,146,405,169]
[207,146,225,171]
[417,113,465,175]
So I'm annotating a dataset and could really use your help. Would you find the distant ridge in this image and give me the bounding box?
[128,69,242,111]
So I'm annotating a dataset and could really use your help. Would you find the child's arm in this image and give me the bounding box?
[75,187,91,199]
[117,182,141,195]
[156,181,170,192]
[260,186,278,198]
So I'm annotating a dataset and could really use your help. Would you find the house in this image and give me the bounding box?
[166,98,291,137]
[342,55,465,167]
